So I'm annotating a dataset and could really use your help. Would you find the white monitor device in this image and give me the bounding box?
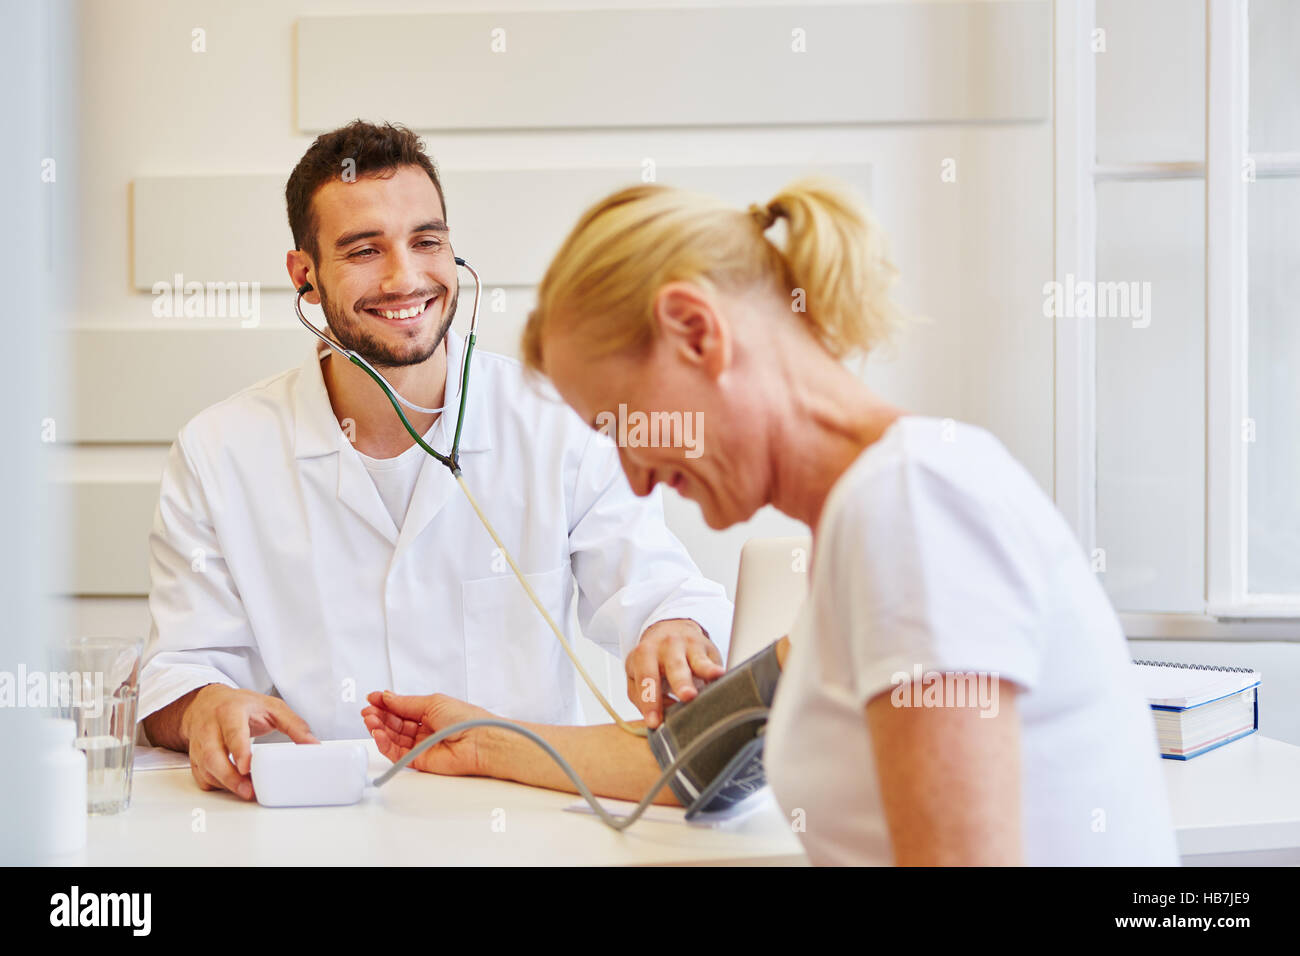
[726,536,812,668]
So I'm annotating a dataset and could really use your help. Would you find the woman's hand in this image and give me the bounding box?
[361,690,496,776]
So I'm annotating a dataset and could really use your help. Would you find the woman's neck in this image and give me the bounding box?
[766,350,905,531]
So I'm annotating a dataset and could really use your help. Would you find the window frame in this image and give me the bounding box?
[1053,0,1300,636]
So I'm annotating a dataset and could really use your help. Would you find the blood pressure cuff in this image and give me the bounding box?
[647,641,783,820]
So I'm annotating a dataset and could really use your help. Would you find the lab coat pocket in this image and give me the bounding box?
[462,565,576,725]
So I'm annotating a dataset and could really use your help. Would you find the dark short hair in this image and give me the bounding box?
[285,119,446,263]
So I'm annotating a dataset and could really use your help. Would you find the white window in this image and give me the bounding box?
[1054,0,1300,636]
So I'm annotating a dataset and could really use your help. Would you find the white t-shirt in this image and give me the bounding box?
[355,423,438,531]
[764,416,1179,866]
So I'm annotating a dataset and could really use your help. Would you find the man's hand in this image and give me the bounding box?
[625,618,725,729]
[179,684,319,801]
[361,690,494,776]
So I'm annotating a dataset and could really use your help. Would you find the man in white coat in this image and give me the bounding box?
[139,121,733,802]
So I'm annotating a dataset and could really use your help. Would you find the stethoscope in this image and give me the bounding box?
[294,256,481,477]
[293,257,650,737]
[291,255,765,824]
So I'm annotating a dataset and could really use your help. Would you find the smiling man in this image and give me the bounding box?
[138,121,732,802]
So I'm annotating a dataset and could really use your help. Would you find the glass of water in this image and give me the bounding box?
[54,636,144,814]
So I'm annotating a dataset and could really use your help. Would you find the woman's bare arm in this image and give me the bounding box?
[865,678,1022,865]
[363,637,793,806]
[479,719,684,805]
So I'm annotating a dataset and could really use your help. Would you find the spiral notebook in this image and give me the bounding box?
[1133,659,1260,760]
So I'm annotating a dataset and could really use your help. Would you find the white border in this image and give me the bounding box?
[1093,161,1205,181]
[1250,152,1300,177]
[1122,611,1300,639]
[1052,0,1097,552]
[1205,0,1251,614]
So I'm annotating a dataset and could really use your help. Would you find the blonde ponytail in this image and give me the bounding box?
[522,176,904,373]
[754,177,905,357]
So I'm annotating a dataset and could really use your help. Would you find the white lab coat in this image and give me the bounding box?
[140,329,733,740]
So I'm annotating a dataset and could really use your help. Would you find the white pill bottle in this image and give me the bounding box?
[40,717,88,856]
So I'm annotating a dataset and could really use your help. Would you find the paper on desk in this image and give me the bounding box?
[132,745,193,771]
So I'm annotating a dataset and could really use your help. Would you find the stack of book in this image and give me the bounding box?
[1133,659,1261,760]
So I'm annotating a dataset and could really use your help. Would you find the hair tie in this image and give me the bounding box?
[748,202,776,231]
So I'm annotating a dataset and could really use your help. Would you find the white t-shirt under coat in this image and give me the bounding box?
[355,421,439,533]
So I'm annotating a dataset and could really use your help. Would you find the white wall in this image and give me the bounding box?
[54,0,1056,719]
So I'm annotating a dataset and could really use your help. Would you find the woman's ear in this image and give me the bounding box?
[652,282,731,378]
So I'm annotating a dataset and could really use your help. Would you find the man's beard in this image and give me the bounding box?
[319,282,459,370]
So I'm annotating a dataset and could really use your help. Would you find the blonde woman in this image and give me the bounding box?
[363,178,1178,866]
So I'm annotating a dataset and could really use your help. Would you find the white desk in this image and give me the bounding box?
[72,735,1300,866]
[75,740,809,866]
[1163,734,1300,865]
